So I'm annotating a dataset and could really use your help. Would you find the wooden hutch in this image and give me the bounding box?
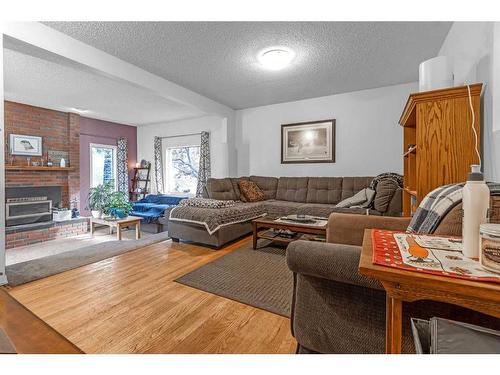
[399,83,482,216]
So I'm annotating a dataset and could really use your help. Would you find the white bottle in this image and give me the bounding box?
[462,165,490,258]
[60,158,66,168]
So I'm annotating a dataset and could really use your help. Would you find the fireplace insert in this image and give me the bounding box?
[5,186,62,227]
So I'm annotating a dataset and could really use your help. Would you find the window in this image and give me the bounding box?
[165,145,200,195]
[90,144,117,188]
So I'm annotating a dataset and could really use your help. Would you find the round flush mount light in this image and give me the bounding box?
[258,47,295,70]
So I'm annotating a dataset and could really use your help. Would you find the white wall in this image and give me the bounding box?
[1,36,7,285]
[438,22,500,181]
[137,115,229,193]
[235,82,417,177]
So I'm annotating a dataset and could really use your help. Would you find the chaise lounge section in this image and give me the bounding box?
[168,175,402,247]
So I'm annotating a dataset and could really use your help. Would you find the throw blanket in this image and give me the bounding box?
[408,182,500,234]
[178,198,236,209]
[169,202,266,235]
[369,172,403,191]
[131,194,187,223]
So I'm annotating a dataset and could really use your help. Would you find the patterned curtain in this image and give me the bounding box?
[196,131,211,197]
[154,136,164,193]
[117,137,129,195]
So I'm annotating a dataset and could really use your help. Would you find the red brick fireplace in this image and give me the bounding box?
[4,101,80,208]
[3,101,138,250]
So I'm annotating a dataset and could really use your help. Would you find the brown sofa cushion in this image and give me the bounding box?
[238,180,266,202]
[276,177,309,202]
[230,177,248,201]
[206,178,237,201]
[306,177,343,204]
[260,200,305,217]
[373,179,399,212]
[250,176,278,199]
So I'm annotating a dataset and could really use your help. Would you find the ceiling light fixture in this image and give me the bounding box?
[258,47,295,70]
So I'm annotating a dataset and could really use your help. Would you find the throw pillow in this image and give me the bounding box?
[335,188,375,208]
[238,180,265,202]
[373,179,399,212]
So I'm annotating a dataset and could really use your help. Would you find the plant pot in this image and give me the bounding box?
[91,210,102,219]
[110,208,127,219]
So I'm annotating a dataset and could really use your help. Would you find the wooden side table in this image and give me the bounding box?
[358,229,500,354]
[90,216,142,240]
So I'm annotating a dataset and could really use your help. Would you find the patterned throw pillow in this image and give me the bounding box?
[238,180,265,202]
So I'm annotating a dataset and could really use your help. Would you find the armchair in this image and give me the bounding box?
[286,211,500,353]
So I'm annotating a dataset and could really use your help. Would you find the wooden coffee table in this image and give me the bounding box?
[90,215,142,240]
[252,216,327,249]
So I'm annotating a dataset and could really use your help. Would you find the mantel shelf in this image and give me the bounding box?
[5,165,75,171]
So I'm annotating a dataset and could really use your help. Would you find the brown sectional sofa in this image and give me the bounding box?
[168,175,403,248]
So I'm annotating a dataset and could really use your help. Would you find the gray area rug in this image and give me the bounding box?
[175,242,293,317]
[6,232,171,287]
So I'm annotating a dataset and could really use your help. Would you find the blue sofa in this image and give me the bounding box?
[131,194,187,233]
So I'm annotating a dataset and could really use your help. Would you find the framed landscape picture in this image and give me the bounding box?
[281,119,335,164]
[9,134,43,156]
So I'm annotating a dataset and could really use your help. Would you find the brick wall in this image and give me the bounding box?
[4,101,81,208]
[5,219,89,249]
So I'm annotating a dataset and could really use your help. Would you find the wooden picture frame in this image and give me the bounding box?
[281,119,336,164]
[9,134,43,156]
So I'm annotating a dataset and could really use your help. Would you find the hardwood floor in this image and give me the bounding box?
[8,237,296,354]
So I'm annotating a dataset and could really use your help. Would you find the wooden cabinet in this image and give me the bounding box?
[399,84,482,216]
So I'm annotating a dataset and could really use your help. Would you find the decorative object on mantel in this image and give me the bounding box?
[9,134,43,156]
[281,119,336,164]
[60,157,66,168]
[48,150,69,167]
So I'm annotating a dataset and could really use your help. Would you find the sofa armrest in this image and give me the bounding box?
[326,213,411,246]
[286,240,383,291]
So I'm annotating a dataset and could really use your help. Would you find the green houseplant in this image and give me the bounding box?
[107,191,133,219]
[87,180,114,218]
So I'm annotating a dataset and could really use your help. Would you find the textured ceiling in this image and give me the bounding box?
[3,47,204,126]
[44,21,452,109]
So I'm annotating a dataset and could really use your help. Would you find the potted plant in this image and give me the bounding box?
[106,191,133,219]
[87,180,114,218]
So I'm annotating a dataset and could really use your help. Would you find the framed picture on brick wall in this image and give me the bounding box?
[9,134,43,156]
